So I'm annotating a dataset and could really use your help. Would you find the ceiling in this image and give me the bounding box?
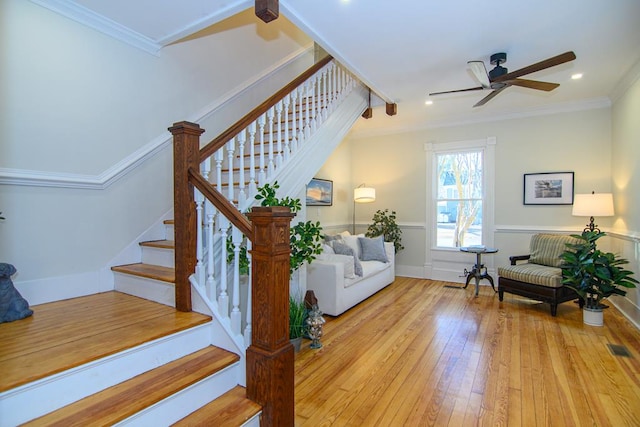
[35,0,640,133]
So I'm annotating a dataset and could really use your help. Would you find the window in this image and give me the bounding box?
[426,137,495,251]
[436,150,483,247]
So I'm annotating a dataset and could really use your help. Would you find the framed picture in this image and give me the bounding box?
[306,178,333,206]
[523,172,574,205]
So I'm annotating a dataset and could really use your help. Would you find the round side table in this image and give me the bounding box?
[460,246,499,296]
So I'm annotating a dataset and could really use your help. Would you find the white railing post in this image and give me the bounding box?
[248,121,257,193]
[283,94,291,162]
[218,217,229,318]
[257,114,267,185]
[267,106,275,178]
[231,226,242,335]
[227,138,236,202]
[275,100,283,169]
[238,130,247,206]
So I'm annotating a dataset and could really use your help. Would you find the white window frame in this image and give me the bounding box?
[425,137,496,253]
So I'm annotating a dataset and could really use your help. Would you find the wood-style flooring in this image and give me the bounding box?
[0,291,211,393]
[294,277,640,426]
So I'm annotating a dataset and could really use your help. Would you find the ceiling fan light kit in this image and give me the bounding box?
[430,51,576,107]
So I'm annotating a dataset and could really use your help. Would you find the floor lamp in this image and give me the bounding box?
[353,184,376,234]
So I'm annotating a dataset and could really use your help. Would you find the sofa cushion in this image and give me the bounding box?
[332,242,363,276]
[342,235,363,259]
[529,234,578,268]
[358,236,388,262]
[498,263,563,288]
[317,253,356,278]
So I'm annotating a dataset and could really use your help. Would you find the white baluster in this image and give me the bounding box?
[243,239,252,348]
[248,121,257,193]
[195,189,205,286]
[231,226,242,335]
[267,106,275,178]
[215,149,224,193]
[275,100,283,169]
[283,94,291,161]
[289,89,298,152]
[237,130,247,206]
[321,67,329,121]
[206,202,216,301]
[257,114,266,185]
[310,75,318,133]
[218,217,229,318]
[304,81,311,139]
[226,138,236,203]
[297,85,306,146]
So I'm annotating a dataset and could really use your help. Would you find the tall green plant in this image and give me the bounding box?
[561,230,638,309]
[366,209,404,253]
[232,182,323,275]
[289,296,307,339]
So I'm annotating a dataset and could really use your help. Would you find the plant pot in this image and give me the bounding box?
[290,337,302,352]
[583,306,604,326]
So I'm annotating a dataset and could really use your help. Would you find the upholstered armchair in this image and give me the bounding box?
[498,234,584,316]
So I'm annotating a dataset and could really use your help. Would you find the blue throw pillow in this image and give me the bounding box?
[358,236,388,262]
[332,242,363,276]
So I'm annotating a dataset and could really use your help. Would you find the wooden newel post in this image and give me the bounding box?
[246,206,295,426]
[168,121,204,312]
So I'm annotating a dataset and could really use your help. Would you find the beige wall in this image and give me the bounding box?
[611,69,640,315]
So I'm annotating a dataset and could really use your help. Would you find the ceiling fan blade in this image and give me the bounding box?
[429,86,483,96]
[473,86,507,107]
[492,51,576,82]
[505,79,560,91]
[468,61,491,88]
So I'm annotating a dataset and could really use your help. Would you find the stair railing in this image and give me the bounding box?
[170,56,360,426]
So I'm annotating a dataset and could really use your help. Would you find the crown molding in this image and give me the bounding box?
[29,0,161,55]
[610,57,640,103]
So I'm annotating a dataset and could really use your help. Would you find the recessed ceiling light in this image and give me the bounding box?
[425,100,433,106]
[571,73,583,80]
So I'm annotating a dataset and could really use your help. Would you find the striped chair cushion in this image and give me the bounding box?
[528,234,579,268]
[498,263,563,288]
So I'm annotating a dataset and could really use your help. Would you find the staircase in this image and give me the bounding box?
[0,57,368,426]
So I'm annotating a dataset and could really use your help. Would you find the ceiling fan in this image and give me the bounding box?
[429,51,576,107]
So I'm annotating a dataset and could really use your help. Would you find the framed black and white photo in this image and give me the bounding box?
[523,172,574,205]
[306,178,333,206]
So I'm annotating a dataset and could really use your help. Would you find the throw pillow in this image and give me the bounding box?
[332,242,363,276]
[358,236,388,262]
[342,235,362,260]
[320,254,356,279]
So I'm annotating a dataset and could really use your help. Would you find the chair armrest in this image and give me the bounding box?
[509,255,531,265]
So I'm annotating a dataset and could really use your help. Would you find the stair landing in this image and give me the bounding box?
[0,291,210,392]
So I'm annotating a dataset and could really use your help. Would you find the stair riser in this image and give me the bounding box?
[0,324,212,427]
[113,273,175,307]
[117,364,240,426]
[141,246,175,268]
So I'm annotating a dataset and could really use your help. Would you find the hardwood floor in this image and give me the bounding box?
[294,277,640,426]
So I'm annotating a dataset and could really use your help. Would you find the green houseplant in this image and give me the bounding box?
[561,230,638,325]
[366,209,404,254]
[227,181,324,275]
[289,295,307,351]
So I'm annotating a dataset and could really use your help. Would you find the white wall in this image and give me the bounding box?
[611,64,640,322]
[0,1,312,292]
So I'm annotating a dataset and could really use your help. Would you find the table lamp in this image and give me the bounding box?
[572,191,614,233]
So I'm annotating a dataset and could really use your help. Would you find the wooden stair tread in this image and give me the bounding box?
[24,346,239,426]
[140,239,175,249]
[0,292,210,392]
[111,263,175,283]
[173,386,261,426]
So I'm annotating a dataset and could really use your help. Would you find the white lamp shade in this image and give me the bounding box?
[572,193,614,217]
[354,187,376,203]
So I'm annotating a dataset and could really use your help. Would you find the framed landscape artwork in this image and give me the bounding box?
[523,172,574,205]
[306,178,333,206]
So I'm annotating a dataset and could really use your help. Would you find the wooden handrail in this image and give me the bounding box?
[189,168,253,238]
[199,54,333,161]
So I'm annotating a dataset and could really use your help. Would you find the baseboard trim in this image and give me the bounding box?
[14,270,113,307]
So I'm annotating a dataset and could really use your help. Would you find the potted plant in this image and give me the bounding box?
[227,181,323,276]
[289,295,307,352]
[561,230,638,326]
[365,209,404,253]
[255,182,323,275]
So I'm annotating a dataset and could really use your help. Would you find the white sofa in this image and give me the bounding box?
[306,233,395,316]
